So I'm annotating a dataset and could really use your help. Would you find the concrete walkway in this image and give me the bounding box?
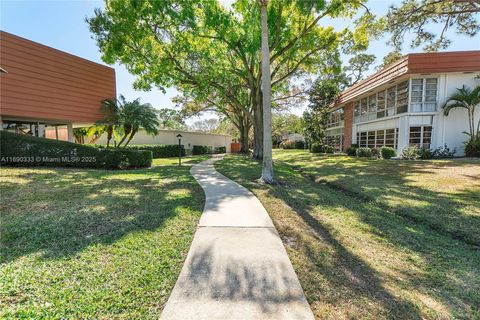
[160,156,314,320]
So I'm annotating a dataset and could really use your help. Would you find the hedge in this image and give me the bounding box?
[192,145,208,155]
[124,144,185,158]
[0,131,152,169]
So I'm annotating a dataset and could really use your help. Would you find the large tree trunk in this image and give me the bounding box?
[252,101,263,159]
[240,117,250,153]
[259,1,274,183]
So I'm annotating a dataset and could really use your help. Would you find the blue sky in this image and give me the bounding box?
[1,0,479,119]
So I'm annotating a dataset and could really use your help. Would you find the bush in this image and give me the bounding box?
[214,146,227,154]
[346,144,358,156]
[325,145,335,154]
[125,144,185,158]
[356,147,372,157]
[294,140,305,149]
[401,146,420,160]
[418,147,434,160]
[310,143,334,154]
[433,145,456,158]
[280,139,295,149]
[380,146,396,159]
[371,147,380,158]
[0,131,152,169]
[192,145,209,155]
[310,143,323,153]
[465,138,480,157]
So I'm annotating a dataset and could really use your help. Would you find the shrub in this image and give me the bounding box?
[371,147,380,158]
[310,143,323,153]
[356,147,372,157]
[280,139,295,149]
[310,143,335,154]
[433,145,456,158]
[418,147,434,160]
[401,146,420,160]
[125,144,185,158]
[346,144,358,156]
[294,140,305,149]
[214,146,227,154]
[325,145,335,154]
[380,146,396,159]
[192,145,209,155]
[465,138,480,157]
[0,131,152,169]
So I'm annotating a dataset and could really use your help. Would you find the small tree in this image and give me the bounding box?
[94,97,121,147]
[443,84,480,141]
[117,97,160,147]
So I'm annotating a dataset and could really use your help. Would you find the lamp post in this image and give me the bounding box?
[176,134,183,166]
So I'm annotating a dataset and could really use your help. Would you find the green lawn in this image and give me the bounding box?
[0,164,204,318]
[152,155,210,166]
[215,152,480,320]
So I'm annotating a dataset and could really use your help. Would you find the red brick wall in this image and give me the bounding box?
[343,102,354,151]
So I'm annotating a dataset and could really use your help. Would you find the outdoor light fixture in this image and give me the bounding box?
[176,134,183,166]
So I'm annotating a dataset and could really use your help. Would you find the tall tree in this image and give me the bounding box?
[87,0,379,162]
[344,53,376,85]
[386,0,480,51]
[259,0,274,183]
[377,50,404,70]
[157,109,186,130]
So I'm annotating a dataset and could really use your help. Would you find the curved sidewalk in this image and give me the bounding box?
[160,156,314,320]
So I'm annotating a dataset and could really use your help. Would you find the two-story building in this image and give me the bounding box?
[327,51,480,155]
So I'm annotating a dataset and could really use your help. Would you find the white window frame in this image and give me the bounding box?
[410,78,438,113]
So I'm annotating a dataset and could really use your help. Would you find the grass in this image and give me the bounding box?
[215,152,480,319]
[152,155,211,166]
[0,164,204,318]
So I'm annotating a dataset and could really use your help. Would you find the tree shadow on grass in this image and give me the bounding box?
[215,156,480,319]
[0,166,204,264]
[279,157,480,246]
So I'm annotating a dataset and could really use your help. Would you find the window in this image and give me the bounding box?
[376,130,384,147]
[377,91,386,119]
[359,131,367,147]
[409,126,433,148]
[410,78,438,112]
[386,86,396,116]
[385,129,397,148]
[368,94,377,120]
[326,127,344,151]
[396,81,409,114]
[326,108,345,128]
[356,128,398,149]
[353,80,411,123]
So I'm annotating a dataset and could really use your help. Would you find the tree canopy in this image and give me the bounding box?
[386,0,480,51]
[87,0,380,157]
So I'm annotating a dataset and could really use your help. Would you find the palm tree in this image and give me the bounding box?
[117,98,159,147]
[443,84,480,141]
[93,97,121,147]
[259,0,274,184]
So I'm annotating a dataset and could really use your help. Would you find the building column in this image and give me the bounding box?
[397,115,409,153]
[343,102,354,151]
[0,116,3,130]
[67,123,74,143]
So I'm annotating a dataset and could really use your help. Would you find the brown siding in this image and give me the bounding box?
[0,31,116,123]
[335,50,480,107]
[343,102,353,151]
[408,51,480,73]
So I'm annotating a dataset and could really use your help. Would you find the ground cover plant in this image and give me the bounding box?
[216,151,480,319]
[0,164,204,318]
